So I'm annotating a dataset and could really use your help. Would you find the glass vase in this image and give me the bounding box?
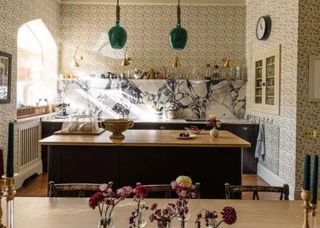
[134,211,147,228]
[209,127,219,137]
[97,217,114,228]
[178,212,190,228]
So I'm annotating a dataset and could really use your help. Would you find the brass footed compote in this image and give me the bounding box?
[101,119,134,139]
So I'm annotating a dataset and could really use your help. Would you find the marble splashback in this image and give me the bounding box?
[58,78,246,120]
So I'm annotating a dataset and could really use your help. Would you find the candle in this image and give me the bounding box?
[312,155,319,204]
[6,122,14,178]
[0,149,4,177]
[303,154,311,191]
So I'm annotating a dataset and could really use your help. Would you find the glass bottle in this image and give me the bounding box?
[212,65,221,80]
[205,64,212,80]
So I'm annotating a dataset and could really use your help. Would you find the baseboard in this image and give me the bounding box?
[257,163,295,200]
[15,159,43,189]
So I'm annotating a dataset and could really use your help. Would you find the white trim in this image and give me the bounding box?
[248,45,281,115]
[59,0,246,5]
[257,163,295,200]
[15,159,42,190]
[309,55,320,102]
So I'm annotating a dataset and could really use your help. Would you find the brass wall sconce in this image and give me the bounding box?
[172,56,181,68]
[73,46,83,67]
[121,52,132,67]
[223,58,232,68]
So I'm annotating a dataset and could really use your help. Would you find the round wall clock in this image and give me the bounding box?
[256,15,272,40]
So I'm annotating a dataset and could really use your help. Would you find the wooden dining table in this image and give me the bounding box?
[9,197,305,227]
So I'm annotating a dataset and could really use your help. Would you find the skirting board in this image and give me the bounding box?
[15,159,43,189]
[257,163,295,200]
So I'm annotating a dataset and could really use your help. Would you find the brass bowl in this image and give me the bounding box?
[101,119,134,139]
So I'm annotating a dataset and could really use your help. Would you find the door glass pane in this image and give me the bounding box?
[265,56,275,105]
[255,60,263,104]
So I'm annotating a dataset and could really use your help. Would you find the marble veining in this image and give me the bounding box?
[58,78,246,120]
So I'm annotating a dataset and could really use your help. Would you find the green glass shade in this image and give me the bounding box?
[108,22,127,49]
[169,23,188,50]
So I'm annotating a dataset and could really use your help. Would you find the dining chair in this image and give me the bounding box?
[48,181,101,197]
[224,183,289,200]
[143,182,201,198]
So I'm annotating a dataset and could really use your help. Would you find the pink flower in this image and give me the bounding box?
[99,183,108,192]
[171,181,177,190]
[180,190,187,198]
[151,203,158,210]
[99,181,114,192]
[134,183,149,198]
[116,186,133,197]
[89,192,104,209]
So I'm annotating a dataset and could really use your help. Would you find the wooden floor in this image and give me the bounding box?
[16,173,279,200]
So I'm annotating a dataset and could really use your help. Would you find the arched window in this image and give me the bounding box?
[17,19,57,107]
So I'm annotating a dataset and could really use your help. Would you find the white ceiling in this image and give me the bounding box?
[59,0,246,5]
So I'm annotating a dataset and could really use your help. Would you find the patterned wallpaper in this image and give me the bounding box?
[246,0,299,187]
[59,4,246,76]
[296,0,320,188]
[0,0,60,174]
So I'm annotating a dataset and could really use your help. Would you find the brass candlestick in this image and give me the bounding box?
[311,204,317,228]
[301,190,312,228]
[0,178,6,228]
[4,177,15,228]
[312,204,317,217]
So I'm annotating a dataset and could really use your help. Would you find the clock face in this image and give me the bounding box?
[256,16,271,40]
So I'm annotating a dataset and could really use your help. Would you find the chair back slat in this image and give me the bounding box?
[143,182,201,199]
[48,181,101,197]
[225,183,289,200]
[48,181,201,198]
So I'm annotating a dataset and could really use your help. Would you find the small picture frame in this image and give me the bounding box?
[0,51,12,104]
[309,55,320,102]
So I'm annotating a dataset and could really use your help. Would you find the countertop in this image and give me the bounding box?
[39,130,251,148]
[42,117,255,125]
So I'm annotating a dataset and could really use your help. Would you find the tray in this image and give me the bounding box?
[54,128,105,135]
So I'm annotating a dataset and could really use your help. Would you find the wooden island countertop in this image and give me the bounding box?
[39,130,251,148]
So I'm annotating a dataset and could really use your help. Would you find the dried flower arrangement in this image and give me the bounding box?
[195,207,237,228]
[89,181,133,228]
[149,176,197,228]
[129,183,150,228]
[207,114,221,129]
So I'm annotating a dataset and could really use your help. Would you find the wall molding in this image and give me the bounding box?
[257,163,295,200]
[60,0,246,5]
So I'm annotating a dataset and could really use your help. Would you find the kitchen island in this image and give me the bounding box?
[39,130,250,198]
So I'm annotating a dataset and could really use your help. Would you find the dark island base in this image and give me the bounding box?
[48,146,242,199]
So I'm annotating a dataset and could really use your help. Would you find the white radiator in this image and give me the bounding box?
[18,125,40,169]
[16,119,42,189]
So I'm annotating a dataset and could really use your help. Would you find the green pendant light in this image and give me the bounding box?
[108,0,127,49]
[169,0,188,50]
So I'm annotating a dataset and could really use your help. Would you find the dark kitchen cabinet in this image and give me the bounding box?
[41,121,63,171]
[41,120,258,174]
[132,122,259,174]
